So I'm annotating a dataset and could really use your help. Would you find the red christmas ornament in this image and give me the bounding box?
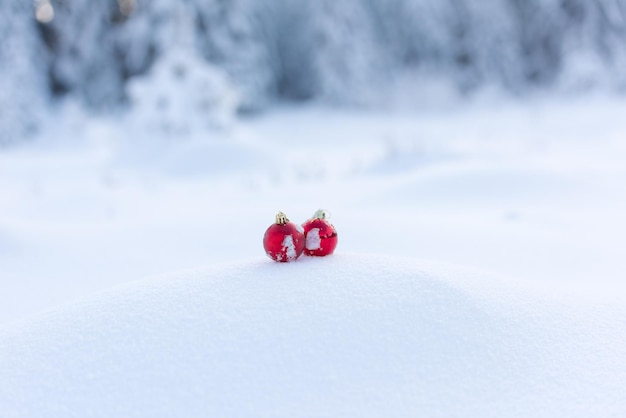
[302,209,338,257]
[263,212,305,262]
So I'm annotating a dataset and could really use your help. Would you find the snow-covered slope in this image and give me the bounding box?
[2,97,626,325]
[1,254,624,417]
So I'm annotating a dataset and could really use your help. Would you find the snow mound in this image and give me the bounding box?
[0,254,624,417]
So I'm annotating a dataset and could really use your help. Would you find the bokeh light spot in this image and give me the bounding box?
[35,0,55,24]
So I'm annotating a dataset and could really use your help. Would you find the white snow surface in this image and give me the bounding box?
[1,96,626,326]
[1,253,624,417]
[280,234,297,262]
[305,227,321,250]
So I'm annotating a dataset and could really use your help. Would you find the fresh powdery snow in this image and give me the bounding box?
[280,234,297,262]
[305,227,321,250]
[2,3,626,414]
[0,254,625,417]
[1,97,626,417]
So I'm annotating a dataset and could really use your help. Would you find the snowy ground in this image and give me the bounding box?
[1,94,626,416]
[2,254,625,417]
[1,95,626,326]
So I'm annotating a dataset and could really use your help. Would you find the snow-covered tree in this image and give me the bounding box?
[307,0,383,103]
[126,3,239,134]
[0,0,46,145]
[2,0,626,141]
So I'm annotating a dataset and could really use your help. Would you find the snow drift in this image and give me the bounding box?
[1,254,624,417]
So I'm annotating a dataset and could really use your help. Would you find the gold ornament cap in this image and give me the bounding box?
[312,209,329,220]
[275,211,289,225]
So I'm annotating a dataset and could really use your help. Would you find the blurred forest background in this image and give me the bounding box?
[2,0,626,144]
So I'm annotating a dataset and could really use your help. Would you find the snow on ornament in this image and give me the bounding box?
[302,209,338,257]
[263,212,305,262]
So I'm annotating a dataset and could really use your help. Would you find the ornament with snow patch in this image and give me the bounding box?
[302,209,338,257]
[263,212,305,262]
